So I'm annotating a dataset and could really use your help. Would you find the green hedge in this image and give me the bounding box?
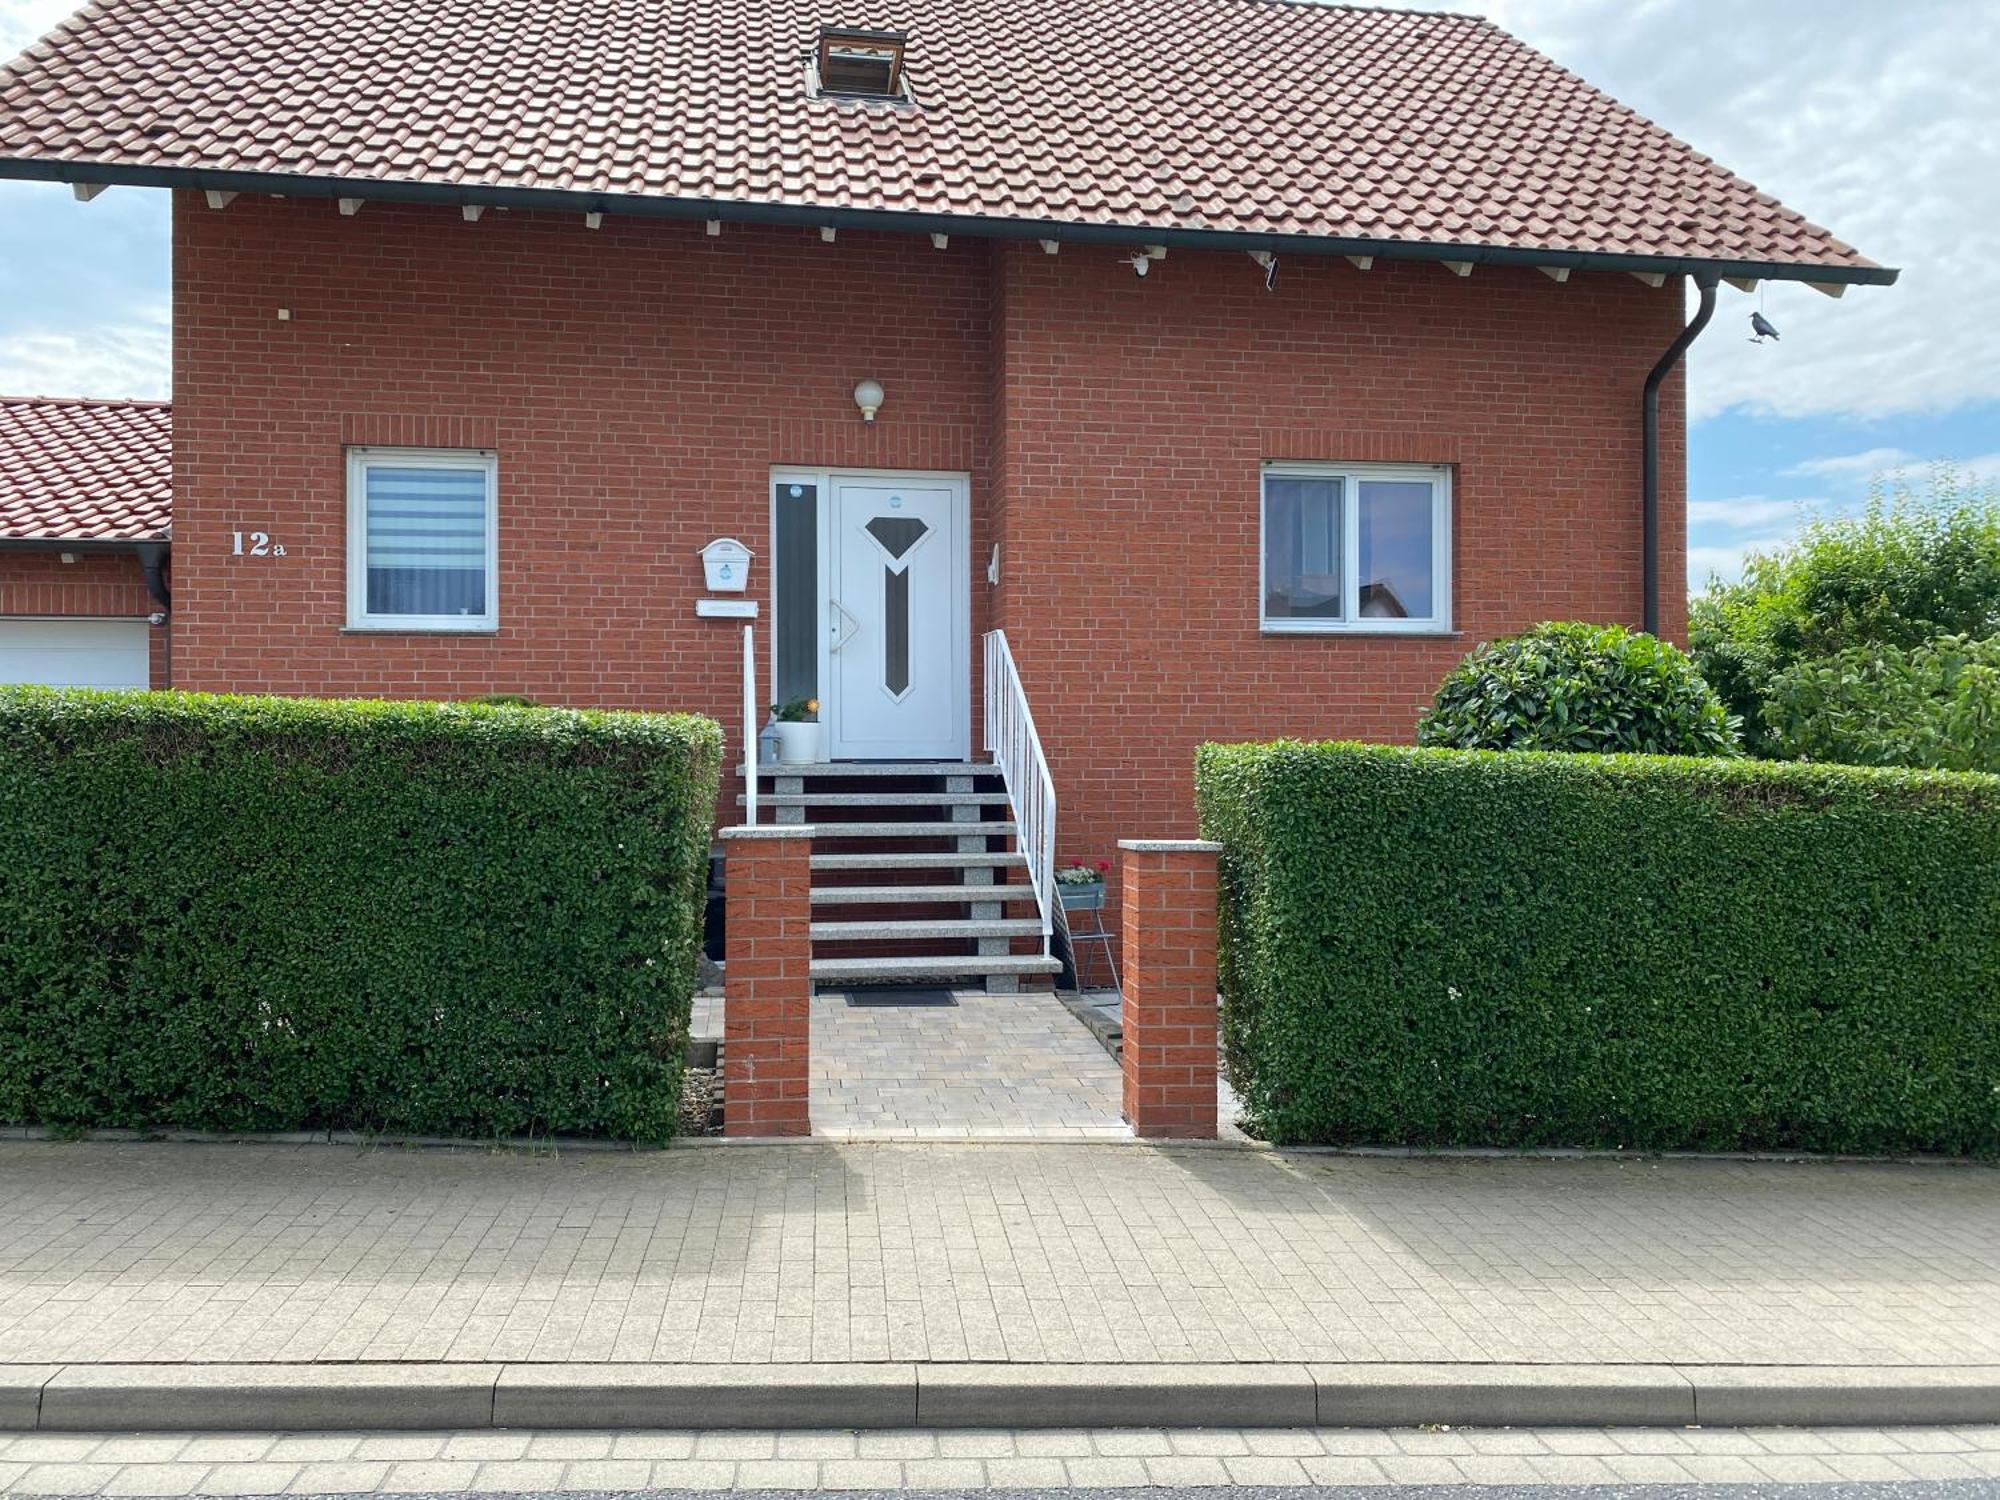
[1196,741,2000,1154]
[0,689,722,1142]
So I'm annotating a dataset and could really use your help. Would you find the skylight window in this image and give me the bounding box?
[815,26,908,100]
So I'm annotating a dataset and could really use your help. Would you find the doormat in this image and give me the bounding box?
[842,987,959,1007]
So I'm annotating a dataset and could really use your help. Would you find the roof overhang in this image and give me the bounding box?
[0,158,1902,288]
[0,535,168,552]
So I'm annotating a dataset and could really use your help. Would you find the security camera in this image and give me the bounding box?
[147,611,167,626]
[1124,253,1150,277]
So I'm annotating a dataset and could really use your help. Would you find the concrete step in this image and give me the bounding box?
[737,791,1013,807]
[806,820,1017,838]
[809,884,1038,905]
[809,953,1065,982]
[812,851,1028,871]
[811,918,1046,942]
[738,761,1001,778]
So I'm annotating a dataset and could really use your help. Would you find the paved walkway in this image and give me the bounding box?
[692,987,1130,1139]
[0,1142,1995,1367]
[4,1422,1998,1493]
[809,989,1127,1140]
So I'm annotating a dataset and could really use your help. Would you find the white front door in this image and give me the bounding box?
[826,474,969,760]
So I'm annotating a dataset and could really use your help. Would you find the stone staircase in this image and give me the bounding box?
[738,761,1063,991]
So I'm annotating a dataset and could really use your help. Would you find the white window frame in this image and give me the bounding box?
[1259,461,1453,635]
[345,446,500,632]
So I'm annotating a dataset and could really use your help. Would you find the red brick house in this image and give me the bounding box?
[0,0,1889,986]
[0,396,171,689]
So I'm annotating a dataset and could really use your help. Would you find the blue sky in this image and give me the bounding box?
[1,0,1995,595]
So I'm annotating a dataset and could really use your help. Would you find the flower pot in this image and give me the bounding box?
[1057,881,1106,912]
[772,720,823,765]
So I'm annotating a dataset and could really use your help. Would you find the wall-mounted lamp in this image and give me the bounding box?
[853,378,885,422]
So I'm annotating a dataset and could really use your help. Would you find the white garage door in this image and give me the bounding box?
[0,618,151,689]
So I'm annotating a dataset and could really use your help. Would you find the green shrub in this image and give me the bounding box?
[0,689,722,1142]
[1416,621,1739,756]
[1691,467,2000,756]
[1196,739,2000,1154]
[1763,634,2000,773]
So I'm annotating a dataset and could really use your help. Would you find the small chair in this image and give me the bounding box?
[1058,881,1120,995]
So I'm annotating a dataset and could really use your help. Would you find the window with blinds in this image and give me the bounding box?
[345,448,498,630]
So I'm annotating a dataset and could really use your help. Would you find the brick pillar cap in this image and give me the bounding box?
[723,824,819,841]
[1117,838,1223,853]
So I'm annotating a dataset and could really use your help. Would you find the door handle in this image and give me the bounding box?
[829,599,860,653]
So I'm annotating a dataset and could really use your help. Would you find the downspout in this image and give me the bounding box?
[1641,271,1719,636]
[132,540,170,611]
[133,540,171,687]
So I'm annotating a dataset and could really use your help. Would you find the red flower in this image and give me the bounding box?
[1096,860,1111,873]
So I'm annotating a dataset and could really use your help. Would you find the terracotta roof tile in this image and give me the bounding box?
[0,0,1882,277]
[0,395,171,542]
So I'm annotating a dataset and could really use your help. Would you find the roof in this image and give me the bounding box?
[0,396,171,542]
[0,0,1890,284]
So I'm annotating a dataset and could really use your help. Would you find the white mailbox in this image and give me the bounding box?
[699,537,753,593]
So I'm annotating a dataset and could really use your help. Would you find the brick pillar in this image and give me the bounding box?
[722,824,815,1137]
[1117,839,1222,1140]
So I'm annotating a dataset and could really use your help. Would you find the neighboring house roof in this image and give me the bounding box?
[0,0,1890,285]
[0,396,171,542]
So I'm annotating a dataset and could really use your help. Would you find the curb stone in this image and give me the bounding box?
[1309,1363,1694,1426]
[1686,1365,2000,1426]
[494,1366,915,1429]
[5,1362,1999,1432]
[0,1367,58,1430]
[917,1364,1315,1428]
[36,1365,500,1432]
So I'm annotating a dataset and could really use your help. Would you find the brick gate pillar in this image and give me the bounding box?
[1116,839,1222,1140]
[721,824,815,1137]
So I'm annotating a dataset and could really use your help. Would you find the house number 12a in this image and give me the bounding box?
[231,530,286,557]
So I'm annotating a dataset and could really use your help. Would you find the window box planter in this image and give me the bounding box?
[1057,880,1106,912]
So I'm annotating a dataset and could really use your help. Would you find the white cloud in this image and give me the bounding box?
[0,309,170,401]
[1688,534,1795,588]
[1951,453,2000,488]
[0,5,172,400]
[0,0,84,63]
[1687,495,1825,529]
[1781,448,2000,490]
[0,0,80,66]
[1783,448,1920,481]
[1414,0,2000,425]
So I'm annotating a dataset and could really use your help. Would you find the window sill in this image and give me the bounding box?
[342,624,501,636]
[1261,624,1462,639]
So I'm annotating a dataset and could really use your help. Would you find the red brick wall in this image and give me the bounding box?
[171,194,995,776]
[173,194,1688,878]
[989,242,1687,904]
[0,550,168,686]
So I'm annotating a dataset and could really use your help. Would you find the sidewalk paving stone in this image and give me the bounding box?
[4,1140,1994,1373]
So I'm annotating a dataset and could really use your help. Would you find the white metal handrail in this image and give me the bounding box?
[742,624,758,826]
[982,630,1056,955]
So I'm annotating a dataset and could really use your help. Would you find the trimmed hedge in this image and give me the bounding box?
[1196,740,2000,1154]
[0,689,722,1142]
